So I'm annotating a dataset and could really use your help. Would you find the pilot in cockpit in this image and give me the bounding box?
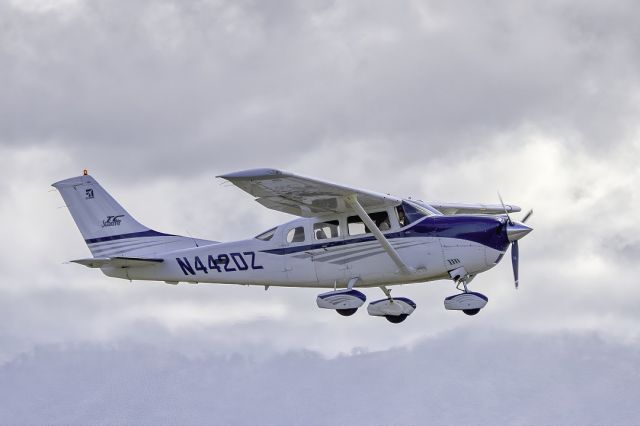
[378,218,390,231]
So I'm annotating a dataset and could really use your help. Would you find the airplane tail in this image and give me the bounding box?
[52,173,216,258]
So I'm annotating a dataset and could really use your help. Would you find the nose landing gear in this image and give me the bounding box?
[444,268,488,315]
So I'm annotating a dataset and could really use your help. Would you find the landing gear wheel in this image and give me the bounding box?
[385,314,408,323]
[337,308,358,317]
[463,308,481,316]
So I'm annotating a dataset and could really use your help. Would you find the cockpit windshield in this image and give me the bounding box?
[397,200,437,226]
[255,227,276,241]
[405,200,439,216]
[411,200,442,215]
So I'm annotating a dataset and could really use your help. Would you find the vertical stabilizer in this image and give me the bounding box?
[52,174,151,241]
[52,173,216,257]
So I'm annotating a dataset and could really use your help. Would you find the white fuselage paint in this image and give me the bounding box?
[101,216,503,289]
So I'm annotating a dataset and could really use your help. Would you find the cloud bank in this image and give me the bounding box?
[2,330,638,424]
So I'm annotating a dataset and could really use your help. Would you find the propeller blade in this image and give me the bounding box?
[498,192,513,225]
[511,241,519,289]
[522,209,533,223]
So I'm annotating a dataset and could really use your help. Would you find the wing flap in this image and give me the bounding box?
[71,257,164,268]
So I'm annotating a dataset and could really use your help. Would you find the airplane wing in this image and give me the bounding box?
[217,168,401,217]
[71,257,164,268]
[426,202,521,215]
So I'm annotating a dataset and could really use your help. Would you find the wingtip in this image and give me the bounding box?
[217,168,284,180]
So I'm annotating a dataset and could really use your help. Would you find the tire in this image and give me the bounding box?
[336,308,358,317]
[385,314,408,323]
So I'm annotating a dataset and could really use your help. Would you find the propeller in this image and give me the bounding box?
[512,240,519,289]
[498,192,513,225]
[498,194,533,289]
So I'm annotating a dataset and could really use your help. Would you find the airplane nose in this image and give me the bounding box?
[506,222,533,242]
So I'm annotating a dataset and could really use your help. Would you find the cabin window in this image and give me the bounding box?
[313,220,340,240]
[347,211,390,235]
[255,227,276,241]
[347,216,367,235]
[286,226,306,243]
[369,211,390,231]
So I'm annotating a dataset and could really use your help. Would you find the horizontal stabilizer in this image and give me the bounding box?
[70,257,164,269]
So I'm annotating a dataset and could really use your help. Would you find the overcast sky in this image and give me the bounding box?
[1,0,639,424]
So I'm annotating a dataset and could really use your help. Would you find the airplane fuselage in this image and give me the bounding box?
[102,214,510,289]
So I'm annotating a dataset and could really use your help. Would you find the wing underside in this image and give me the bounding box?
[218,168,521,218]
[218,168,401,217]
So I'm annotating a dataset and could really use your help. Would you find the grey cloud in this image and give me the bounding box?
[601,235,640,264]
[2,0,639,181]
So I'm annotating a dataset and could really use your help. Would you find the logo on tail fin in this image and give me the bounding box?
[102,215,124,227]
[85,189,94,199]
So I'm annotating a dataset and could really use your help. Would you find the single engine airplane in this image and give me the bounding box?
[53,168,532,323]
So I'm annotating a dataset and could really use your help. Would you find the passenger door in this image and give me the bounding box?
[282,224,318,285]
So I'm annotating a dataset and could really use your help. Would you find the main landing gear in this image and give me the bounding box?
[316,280,417,323]
[316,278,367,316]
[316,288,366,316]
[367,286,416,323]
[444,267,488,316]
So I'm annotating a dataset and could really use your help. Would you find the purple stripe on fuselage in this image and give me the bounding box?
[84,230,175,244]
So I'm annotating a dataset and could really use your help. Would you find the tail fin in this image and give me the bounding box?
[53,174,216,257]
[52,174,152,240]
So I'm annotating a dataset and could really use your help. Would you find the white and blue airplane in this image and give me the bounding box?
[53,168,532,323]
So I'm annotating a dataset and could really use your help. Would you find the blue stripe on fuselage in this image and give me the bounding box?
[85,230,175,244]
[261,215,510,255]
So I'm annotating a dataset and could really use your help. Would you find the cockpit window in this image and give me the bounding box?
[411,200,441,215]
[286,226,306,243]
[396,205,408,227]
[347,211,390,235]
[314,220,340,240]
[255,227,276,241]
[399,201,433,226]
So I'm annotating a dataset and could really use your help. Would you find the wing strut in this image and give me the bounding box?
[344,194,414,275]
